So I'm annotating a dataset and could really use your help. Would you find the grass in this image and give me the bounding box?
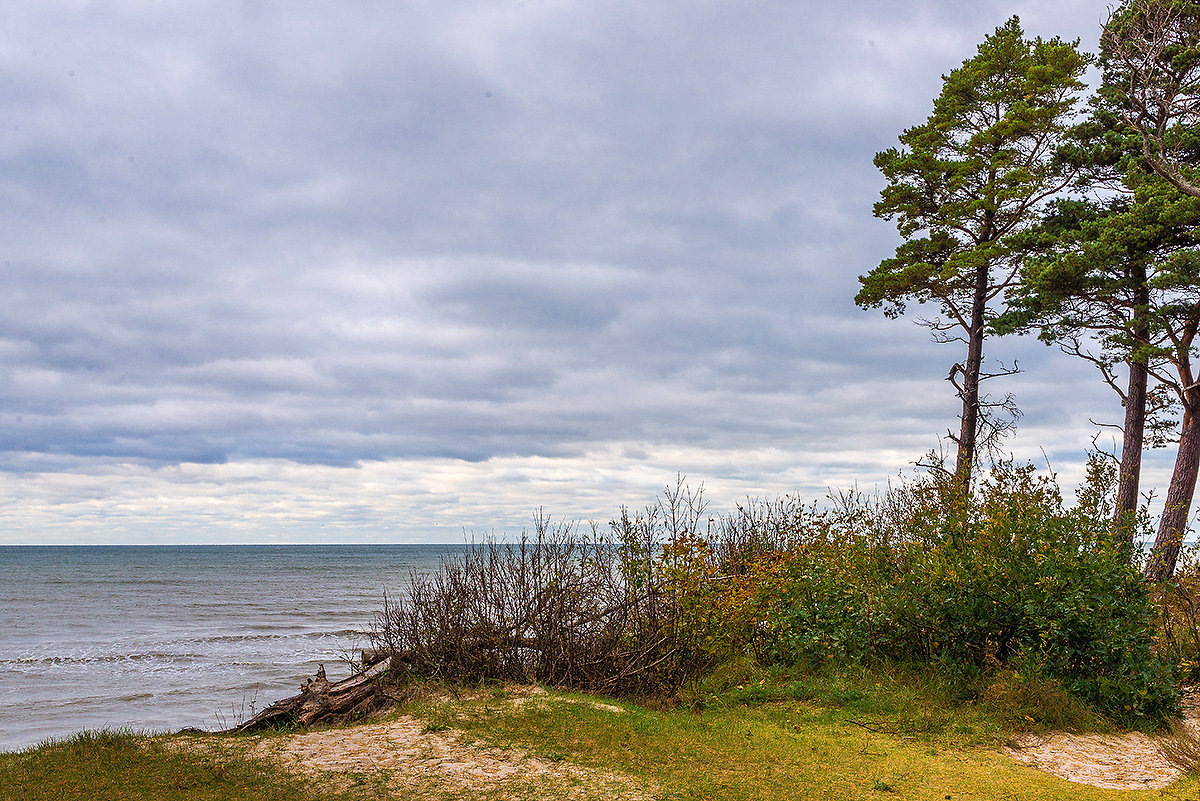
[0,729,347,801]
[679,658,1117,744]
[2,670,1197,801]
[404,671,1185,801]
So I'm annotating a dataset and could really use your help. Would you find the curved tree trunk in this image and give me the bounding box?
[1145,386,1200,581]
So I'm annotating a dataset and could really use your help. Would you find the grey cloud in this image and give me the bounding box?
[0,0,1117,481]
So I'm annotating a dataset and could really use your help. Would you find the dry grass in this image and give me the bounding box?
[1156,720,1200,775]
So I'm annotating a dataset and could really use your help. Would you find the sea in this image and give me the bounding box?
[0,544,462,753]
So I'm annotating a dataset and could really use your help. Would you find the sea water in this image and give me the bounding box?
[0,544,459,753]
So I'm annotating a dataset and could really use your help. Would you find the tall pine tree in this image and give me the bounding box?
[1100,0,1200,578]
[858,18,1088,491]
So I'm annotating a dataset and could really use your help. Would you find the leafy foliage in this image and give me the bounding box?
[374,467,1179,727]
[1100,0,1200,198]
[860,18,1089,318]
[751,462,1178,725]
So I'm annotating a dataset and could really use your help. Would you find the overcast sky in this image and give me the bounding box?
[1,0,1157,544]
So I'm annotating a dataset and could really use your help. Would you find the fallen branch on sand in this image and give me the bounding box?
[224,656,397,734]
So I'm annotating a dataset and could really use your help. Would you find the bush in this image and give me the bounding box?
[756,461,1179,724]
[1151,558,1200,683]
[372,463,1180,725]
[369,481,782,696]
[371,512,693,696]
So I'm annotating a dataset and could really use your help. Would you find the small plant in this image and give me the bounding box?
[213,689,259,731]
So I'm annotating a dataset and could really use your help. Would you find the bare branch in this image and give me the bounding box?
[1061,339,1126,400]
[1104,0,1200,196]
[979,360,1021,382]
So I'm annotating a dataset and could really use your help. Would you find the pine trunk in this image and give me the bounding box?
[954,263,989,492]
[1114,358,1148,545]
[1145,385,1200,581]
[1115,268,1151,545]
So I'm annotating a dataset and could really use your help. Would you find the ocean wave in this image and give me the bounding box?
[198,628,364,643]
[2,653,204,666]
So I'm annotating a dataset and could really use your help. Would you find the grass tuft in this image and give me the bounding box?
[1156,721,1200,774]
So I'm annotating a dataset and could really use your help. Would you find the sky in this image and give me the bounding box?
[0,0,1157,544]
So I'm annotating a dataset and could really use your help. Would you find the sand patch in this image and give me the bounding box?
[241,711,653,799]
[1003,691,1200,790]
[1003,729,1185,790]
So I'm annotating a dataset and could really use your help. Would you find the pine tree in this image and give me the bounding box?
[858,18,1088,491]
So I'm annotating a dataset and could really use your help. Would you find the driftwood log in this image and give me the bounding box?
[224,655,397,734]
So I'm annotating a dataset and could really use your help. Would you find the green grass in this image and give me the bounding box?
[403,669,1193,801]
[2,671,1196,801]
[0,729,345,801]
[406,693,1184,801]
[676,658,1116,744]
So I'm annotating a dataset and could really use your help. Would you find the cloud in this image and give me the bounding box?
[0,1,1133,542]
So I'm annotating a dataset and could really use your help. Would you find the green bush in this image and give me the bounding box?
[373,463,1180,726]
[757,461,1180,724]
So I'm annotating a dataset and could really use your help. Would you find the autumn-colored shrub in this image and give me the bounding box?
[374,463,1179,724]
[754,462,1178,724]
[1151,560,1200,683]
